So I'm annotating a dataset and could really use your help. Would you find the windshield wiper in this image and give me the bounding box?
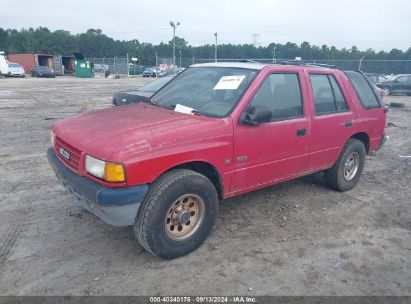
[142,98,160,107]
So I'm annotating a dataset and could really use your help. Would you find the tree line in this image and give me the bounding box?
[1,27,410,71]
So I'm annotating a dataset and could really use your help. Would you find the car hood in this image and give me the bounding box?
[52,103,232,162]
[9,67,24,73]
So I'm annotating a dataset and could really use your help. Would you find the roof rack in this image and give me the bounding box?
[205,59,342,70]
[237,59,261,64]
[304,63,337,69]
[273,60,303,66]
[272,60,340,70]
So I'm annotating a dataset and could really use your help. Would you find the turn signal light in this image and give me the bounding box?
[105,162,125,182]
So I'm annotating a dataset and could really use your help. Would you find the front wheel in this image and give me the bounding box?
[382,87,391,96]
[324,139,366,191]
[134,169,218,259]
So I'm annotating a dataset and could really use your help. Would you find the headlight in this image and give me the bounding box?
[50,131,55,147]
[85,155,125,182]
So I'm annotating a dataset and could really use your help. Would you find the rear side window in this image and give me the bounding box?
[345,71,381,109]
[310,74,349,115]
[249,73,303,122]
[329,76,348,112]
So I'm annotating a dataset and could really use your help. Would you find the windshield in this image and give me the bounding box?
[139,76,173,92]
[37,66,49,70]
[8,63,21,68]
[151,67,258,118]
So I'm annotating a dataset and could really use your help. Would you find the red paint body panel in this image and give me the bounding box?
[51,65,386,200]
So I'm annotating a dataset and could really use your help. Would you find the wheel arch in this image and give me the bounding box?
[163,161,224,200]
[350,132,370,154]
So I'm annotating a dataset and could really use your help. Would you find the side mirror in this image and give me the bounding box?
[393,79,399,83]
[240,106,272,126]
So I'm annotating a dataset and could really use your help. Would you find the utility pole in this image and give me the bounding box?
[273,46,276,63]
[170,21,180,65]
[214,32,218,63]
[155,52,158,68]
[179,50,182,67]
[126,53,129,78]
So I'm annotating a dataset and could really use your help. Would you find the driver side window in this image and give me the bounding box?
[248,73,303,122]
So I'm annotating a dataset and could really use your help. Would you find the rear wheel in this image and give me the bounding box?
[324,139,366,191]
[134,169,218,259]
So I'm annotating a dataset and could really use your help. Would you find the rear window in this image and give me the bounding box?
[345,71,381,109]
[310,74,348,115]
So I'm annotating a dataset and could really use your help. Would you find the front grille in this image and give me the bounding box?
[55,137,81,172]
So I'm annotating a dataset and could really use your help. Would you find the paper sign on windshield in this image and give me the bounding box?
[174,104,196,115]
[213,75,246,90]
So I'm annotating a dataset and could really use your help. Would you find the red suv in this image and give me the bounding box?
[48,62,387,259]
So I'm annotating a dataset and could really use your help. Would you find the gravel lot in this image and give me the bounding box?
[0,76,410,296]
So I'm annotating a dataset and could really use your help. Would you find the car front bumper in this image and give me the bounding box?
[47,148,148,226]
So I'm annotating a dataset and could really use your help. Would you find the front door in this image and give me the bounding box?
[230,72,309,194]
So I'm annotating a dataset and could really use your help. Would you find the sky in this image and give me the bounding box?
[1,0,410,51]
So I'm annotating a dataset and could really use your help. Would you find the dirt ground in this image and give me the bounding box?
[0,76,410,296]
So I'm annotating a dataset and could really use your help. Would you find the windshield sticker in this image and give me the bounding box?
[213,75,246,90]
[174,104,196,115]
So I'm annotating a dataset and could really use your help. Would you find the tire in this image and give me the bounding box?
[134,169,219,259]
[382,87,391,96]
[324,139,366,192]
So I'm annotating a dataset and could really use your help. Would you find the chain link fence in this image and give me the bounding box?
[156,57,194,68]
[84,56,411,75]
[87,57,129,76]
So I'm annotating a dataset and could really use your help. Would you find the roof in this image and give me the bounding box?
[191,61,267,70]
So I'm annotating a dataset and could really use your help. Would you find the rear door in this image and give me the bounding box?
[305,71,356,171]
[392,76,408,94]
[406,76,411,94]
[230,70,310,194]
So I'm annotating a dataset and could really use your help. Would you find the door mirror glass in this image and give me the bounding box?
[240,106,272,126]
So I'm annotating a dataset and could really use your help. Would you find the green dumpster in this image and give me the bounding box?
[73,53,94,78]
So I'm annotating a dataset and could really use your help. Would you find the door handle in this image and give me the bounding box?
[296,128,306,137]
[345,120,353,127]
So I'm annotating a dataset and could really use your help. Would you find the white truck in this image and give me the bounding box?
[0,51,9,75]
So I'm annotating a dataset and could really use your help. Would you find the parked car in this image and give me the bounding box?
[6,62,25,77]
[48,62,387,259]
[112,75,175,106]
[94,64,109,74]
[364,73,388,84]
[142,68,157,77]
[375,74,411,96]
[31,66,55,78]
